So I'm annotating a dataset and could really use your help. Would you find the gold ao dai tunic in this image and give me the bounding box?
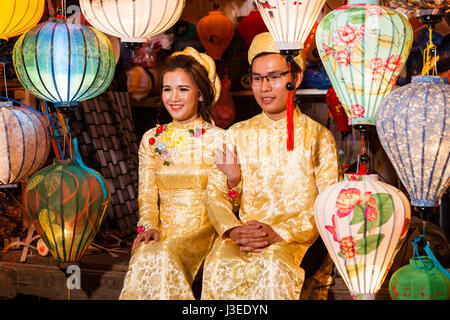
[120,118,224,300]
[202,108,341,300]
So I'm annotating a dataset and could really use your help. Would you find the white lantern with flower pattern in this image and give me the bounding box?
[314,174,411,299]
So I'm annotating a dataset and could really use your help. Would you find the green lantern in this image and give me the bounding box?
[389,238,450,300]
[315,0,413,127]
[25,139,110,264]
[13,18,115,110]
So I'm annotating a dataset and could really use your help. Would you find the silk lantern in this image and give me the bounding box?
[255,0,326,52]
[79,0,185,43]
[211,74,236,129]
[376,75,450,208]
[326,86,351,132]
[127,66,153,102]
[13,18,115,109]
[197,6,235,60]
[314,174,411,299]
[238,8,268,49]
[389,0,450,11]
[25,138,110,264]
[0,105,50,185]
[316,0,413,127]
[0,0,45,44]
[389,237,450,300]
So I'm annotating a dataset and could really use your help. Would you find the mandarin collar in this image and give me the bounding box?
[172,116,205,129]
[259,106,302,129]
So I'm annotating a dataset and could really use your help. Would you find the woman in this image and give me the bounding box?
[119,47,225,300]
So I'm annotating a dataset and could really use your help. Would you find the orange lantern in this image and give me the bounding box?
[197,4,235,60]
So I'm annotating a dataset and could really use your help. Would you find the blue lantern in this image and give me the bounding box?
[13,18,115,109]
[376,76,450,207]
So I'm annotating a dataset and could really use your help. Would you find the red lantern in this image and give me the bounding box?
[197,6,235,60]
[237,8,268,49]
[211,74,236,129]
[326,86,351,132]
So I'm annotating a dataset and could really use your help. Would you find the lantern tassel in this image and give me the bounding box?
[287,61,294,151]
[421,26,439,76]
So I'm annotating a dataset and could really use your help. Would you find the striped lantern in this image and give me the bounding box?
[0,105,50,185]
[0,0,45,43]
[314,174,411,299]
[255,0,326,51]
[25,139,111,264]
[12,19,115,109]
[79,0,186,43]
[376,76,450,208]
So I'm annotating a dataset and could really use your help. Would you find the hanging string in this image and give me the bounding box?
[356,134,367,175]
[286,61,294,151]
[421,26,439,76]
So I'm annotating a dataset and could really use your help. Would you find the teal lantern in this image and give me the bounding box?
[389,237,450,300]
[376,76,450,208]
[13,18,115,109]
[25,138,111,264]
[315,0,413,127]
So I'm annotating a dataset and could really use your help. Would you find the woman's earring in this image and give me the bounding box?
[199,96,204,102]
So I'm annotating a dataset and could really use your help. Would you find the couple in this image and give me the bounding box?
[119,33,342,300]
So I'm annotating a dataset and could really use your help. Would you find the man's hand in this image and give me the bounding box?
[215,144,241,189]
[132,229,160,249]
[226,221,284,253]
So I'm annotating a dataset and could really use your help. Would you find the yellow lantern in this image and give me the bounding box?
[79,0,186,43]
[0,0,45,43]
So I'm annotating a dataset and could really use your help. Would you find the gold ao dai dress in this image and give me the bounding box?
[202,108,342,300]
[120,118,224,300]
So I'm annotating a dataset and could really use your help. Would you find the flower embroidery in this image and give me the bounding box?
[351,104,365,117]
[228,190,239,199]
[149,124,207,166]
[189,127,206,138]
[333,25,363,48]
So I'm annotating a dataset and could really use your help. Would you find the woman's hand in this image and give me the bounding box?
[214,143,241,189]
[132,229,160,249]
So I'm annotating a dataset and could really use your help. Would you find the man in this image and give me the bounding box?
[201,32,342,300]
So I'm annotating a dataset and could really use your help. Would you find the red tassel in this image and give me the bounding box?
[286,62,294,151]
[287,90,294,151]
[358,162,367,175]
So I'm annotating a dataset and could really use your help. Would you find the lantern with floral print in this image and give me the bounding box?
[314,174,411,299]
[316,0,413,126]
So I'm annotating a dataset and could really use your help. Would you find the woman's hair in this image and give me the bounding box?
[160,54,215,123]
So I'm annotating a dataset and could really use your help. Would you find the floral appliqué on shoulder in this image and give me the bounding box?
[149,124,206,166]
